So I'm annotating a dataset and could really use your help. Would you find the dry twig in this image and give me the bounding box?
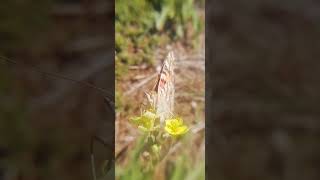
[123,73,158,96]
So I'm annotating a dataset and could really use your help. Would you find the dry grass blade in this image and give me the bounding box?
[123,73,158,96]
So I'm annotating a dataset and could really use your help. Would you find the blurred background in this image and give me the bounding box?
[115,0,205,180]
[0,0,114,179]
[207,0,320,180]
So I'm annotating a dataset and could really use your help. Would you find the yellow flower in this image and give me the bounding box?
[164,117,189,137]
[130,110,158,132]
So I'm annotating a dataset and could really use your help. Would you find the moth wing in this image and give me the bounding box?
[155,51,175,124]
[144,91,157,109]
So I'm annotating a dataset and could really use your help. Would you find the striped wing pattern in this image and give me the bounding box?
[147,51,175,124]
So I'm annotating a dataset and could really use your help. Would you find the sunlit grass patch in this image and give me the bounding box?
[115,132,204,180]
[115,0,203,79]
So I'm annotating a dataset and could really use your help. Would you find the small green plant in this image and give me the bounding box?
[116,135,153,180]
[116,131,204,180]
[123,105,189,179]
[152,0,203,39]
[115,0,203,79]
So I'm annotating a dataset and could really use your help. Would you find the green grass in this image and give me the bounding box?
[115,0,203,79]
[115,136,152,180]
[115,135,204,180]
[169,154,205,180]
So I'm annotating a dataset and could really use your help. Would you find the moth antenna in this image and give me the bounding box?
[0,55,114,109]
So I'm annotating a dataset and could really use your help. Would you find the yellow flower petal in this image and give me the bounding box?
[130,110,158,132]
[164,117,189,137]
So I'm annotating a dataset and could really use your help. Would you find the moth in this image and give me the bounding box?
[146,51,175,124]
